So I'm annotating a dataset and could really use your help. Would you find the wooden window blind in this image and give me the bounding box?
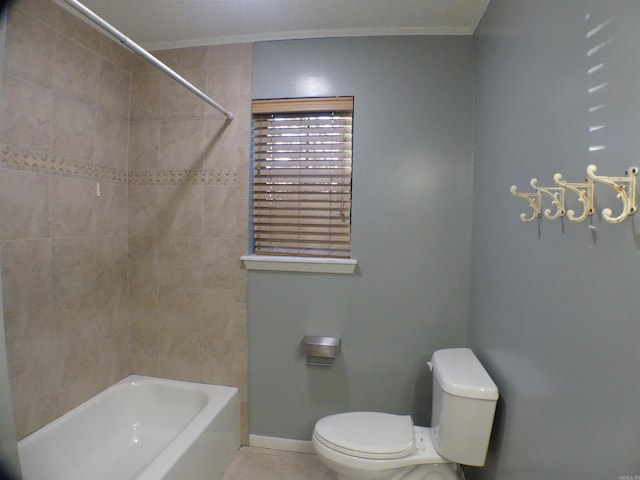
[250,97,354,258]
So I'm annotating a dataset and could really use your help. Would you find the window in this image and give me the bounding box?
[249,97,354,259]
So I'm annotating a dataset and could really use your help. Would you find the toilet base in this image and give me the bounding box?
[334,463,459,480]
[392,463,459,480]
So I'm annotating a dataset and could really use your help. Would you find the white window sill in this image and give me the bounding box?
[240,255,358,274]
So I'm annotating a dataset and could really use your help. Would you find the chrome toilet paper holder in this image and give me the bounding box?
[301,336,341,367]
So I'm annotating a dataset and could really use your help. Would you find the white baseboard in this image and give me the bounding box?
[249,434,315,454]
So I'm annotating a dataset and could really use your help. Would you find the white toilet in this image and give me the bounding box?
[312,348,499,480]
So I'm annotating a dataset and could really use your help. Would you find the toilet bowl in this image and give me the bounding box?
[312,412,458,480]
[312,348,499,480]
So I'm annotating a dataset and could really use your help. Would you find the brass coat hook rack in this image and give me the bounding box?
[511,164,638,224]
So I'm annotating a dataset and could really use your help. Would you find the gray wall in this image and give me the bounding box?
[0,7,20,478]
[249,36,474,440]
[470,1,640,479]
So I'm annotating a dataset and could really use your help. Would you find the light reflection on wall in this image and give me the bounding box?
[296,75,331,97]
[585,13,614,154]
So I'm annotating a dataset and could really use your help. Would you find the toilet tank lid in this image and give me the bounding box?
[431,348,499,400]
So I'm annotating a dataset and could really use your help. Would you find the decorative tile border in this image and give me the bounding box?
[1,145,238,186]
[128,169,237,186]
[1,145,128,185]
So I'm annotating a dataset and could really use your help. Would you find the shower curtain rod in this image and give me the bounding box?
[60,0,235,121]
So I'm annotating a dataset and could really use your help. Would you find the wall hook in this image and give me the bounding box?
[510,185,541,222]
[531,178,565,220]
[512,164,638,225]
[553,173,594,223]
[586,164,638,223]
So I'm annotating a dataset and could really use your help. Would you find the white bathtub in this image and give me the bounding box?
[18,375,240,480]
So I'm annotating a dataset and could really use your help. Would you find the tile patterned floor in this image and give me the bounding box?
[221,447,337,480]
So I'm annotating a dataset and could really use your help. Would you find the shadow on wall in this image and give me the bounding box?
[156,118,232,229]
[411,366,433,428]
[307,355,351,409]
[0,458,17,480]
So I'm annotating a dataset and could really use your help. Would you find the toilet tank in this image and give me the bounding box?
[430,348,498,467]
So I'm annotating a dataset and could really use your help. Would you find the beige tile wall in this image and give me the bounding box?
[0,0,251,442]
[0,0,132,437]
[127,44,251,443]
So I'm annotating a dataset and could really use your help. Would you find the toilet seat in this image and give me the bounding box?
[313,412,416,460]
